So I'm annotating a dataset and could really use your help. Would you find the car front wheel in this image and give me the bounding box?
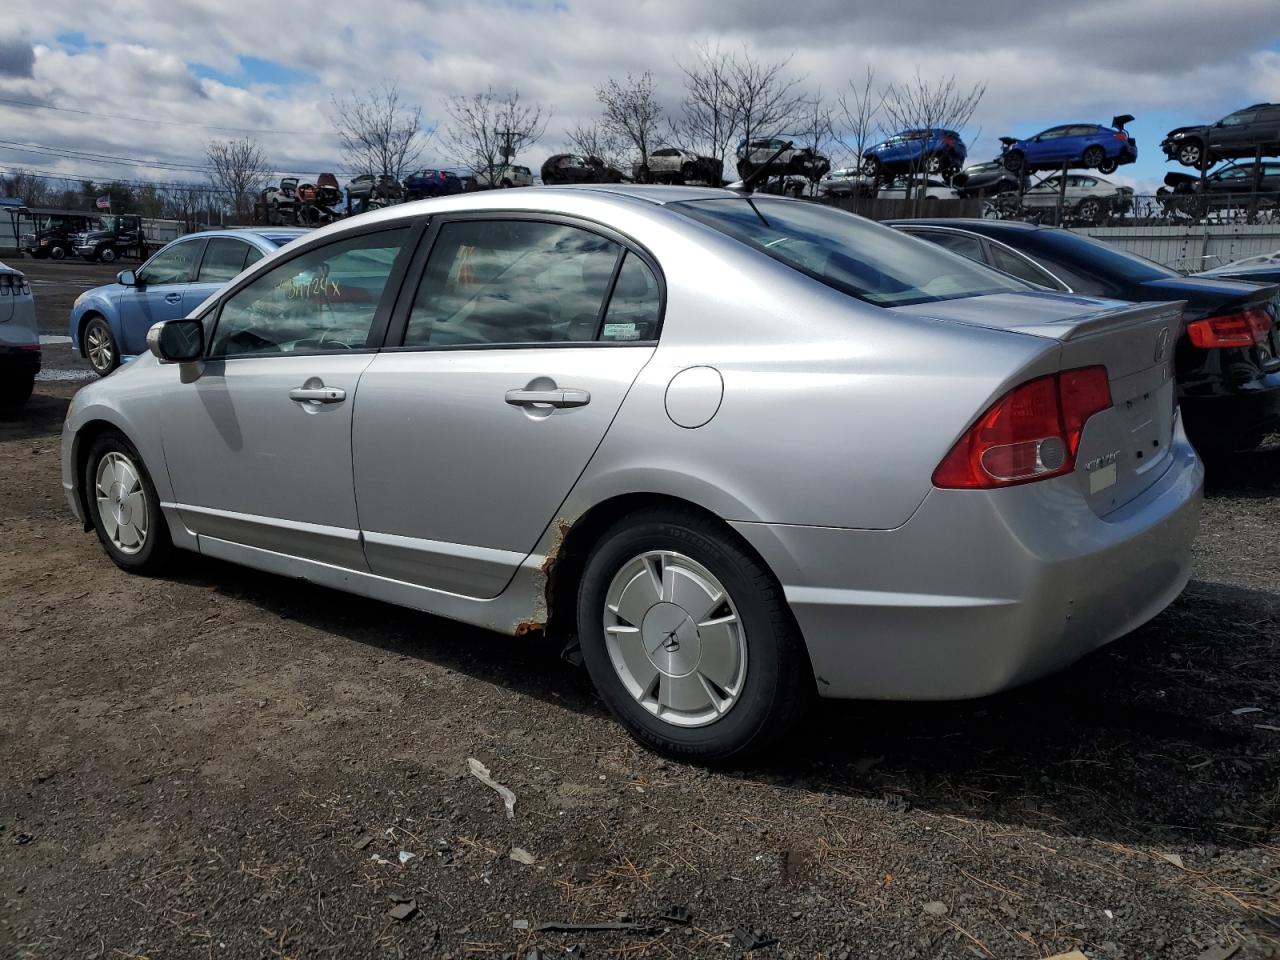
[83,317,119,377]
[576,508,811,762]
[1178,141,1205,168]
[1002,150,1025,173]
[83,432,175,573]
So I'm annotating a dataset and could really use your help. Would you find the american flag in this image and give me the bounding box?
[95,195,111,210]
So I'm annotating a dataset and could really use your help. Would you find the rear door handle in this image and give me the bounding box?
[505,387,591,408]
[289,386,346,404]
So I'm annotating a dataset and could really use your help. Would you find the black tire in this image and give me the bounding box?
[680,162,696,183]
[82,316,119,377]
[924,153,943,175]
[859,155,880,178]
[1002,150,1025,173]
[98,246,117,264]
[1097,158,1118,175]
[83,431,175,574]
[1082,145,1106,169]
[500,179,513,188]
[1178,140,1206,169]
[0,370,35,407]
[576,507,812,762]
[1076,198,1103,223]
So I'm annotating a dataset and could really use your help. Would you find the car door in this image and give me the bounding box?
[1025,127,1065,165]
[158,224,415,568]
[1214,109,1258,154]
[351,215,661,598]
[116,238,206,356]
[183,236,260,311]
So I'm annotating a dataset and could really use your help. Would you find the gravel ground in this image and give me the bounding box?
[2,259,1278,960]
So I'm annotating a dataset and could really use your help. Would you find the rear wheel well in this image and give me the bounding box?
[544,493,785,643]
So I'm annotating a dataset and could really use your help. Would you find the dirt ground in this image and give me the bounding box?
[2,259,1279,959]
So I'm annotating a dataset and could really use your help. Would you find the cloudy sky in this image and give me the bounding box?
[2,0,1279,196]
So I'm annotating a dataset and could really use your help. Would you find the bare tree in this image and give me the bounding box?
[0,169,52,207]
[596,72,662,175]
[671,41,741,181]
[793,91,836,193]
[444,87,549,182]
[727,49,805,156]
[566,120,628,173]
[330,83,430,180]
[878,71,985,211]
[836,66,881,174]
[206,137,270,222]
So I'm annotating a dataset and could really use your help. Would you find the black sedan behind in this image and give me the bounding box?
[888,219,1280,454]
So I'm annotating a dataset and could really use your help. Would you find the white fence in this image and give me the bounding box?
[1080,224,1280,272]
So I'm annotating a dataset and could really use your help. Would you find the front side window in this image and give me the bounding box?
[140,240,203,286]
[198,238,252,283]
[404,220,622,347]
[209,227,408,357]
[1221,111,1256,127]
[672,198,1025,308]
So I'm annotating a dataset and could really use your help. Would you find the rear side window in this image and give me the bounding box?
[923,231,985,261]
[601,253,661,341]
[209,228,408,357]
[198,238,251,283]
[988,244,1062,289]
[403,220,623,346]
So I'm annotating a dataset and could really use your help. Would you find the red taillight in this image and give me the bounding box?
[1114,131,1128,141]
[944,137,954,146]
[932,367,1113,489]
[1186,309,1272,348]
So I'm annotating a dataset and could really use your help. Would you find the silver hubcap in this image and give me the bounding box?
[86,325,113,372]
[603,550,746,728]
[95,452,148,554]
[1182,145,1200,165]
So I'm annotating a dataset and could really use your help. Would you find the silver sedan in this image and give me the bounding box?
[61,186,1203,761]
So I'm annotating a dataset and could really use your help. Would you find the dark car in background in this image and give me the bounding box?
[346,174,404,211]
[888,219,1280,454]
[1162,103,1280,169]
[952,161,1024,198]
[1158,161,1280,217]
[540,154,626,185]
[403,169,464,200]
[860,129,966,180]
[999,117,1137,175]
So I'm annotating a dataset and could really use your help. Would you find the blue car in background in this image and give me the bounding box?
[999,116,1137,175]
[860,129,967,180]
[70,228,307,377]
[403,168,464,199]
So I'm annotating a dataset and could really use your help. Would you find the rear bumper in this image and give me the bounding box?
[0,345,41,375]
[731,427,1203,701]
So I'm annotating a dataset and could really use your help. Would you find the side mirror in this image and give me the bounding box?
[147,318,204,363]
[117,270,138,287]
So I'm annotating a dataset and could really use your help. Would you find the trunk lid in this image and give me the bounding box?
[894,291,1184,516]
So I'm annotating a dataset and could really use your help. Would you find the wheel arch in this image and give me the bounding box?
[71,418,131,530]
[75,308,111,357]
[542,492,792,647]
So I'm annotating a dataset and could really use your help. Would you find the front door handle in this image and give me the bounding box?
[289,386,346,404]
[164,293,182,304]
[505,387,591,409]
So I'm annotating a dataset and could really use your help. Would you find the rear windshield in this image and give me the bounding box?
[670,198,1027,307]
[1017,229,1177,283]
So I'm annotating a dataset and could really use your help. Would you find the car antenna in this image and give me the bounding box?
[728,140,795,195]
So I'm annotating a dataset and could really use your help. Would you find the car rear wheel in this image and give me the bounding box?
[859,155,880,178]
[98,247,116,264]
[1082,145,1106,169]
[83,316,119,377]
[84,433,175,574]
[1178,141,1205,168]
[1076,197,1103,223]
[576,508,811,762]
[924,154,943,174]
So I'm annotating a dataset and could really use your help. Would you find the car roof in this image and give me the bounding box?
[177,227,310,246]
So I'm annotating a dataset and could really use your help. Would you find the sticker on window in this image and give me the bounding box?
[602,322,639,341]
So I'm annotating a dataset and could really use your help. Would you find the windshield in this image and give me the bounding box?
[670,198,1028,307]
